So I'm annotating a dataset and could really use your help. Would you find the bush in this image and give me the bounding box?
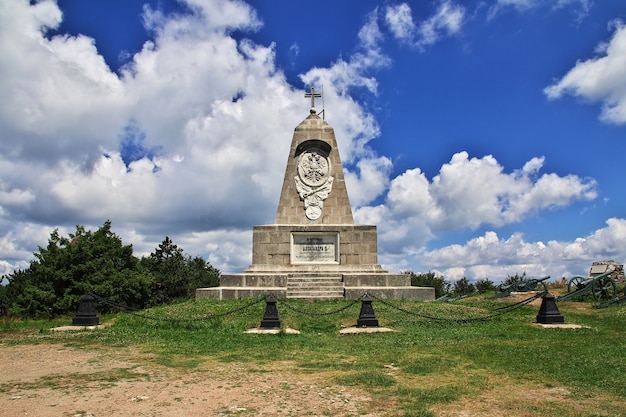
[140,237,220,306]
[452,277,475,296]
[502,272,528,287]
[406,271,447,298]
[0,222,220,318]
[475,278,496,294]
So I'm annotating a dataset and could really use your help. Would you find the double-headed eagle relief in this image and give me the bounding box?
[295,148,333,220]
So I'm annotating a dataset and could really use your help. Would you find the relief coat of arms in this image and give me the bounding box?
[295,149,334,220]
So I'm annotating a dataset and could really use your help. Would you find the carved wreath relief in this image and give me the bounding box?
[295,149,333,220]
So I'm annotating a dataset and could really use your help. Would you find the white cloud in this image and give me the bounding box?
[488,0,592,20]
[489,0,537,17]
[385,3,415,43]
[384,1,465,49]
[402,151,595,230]
[545,21,626,124]
[344,156,393,207]
[419,218,626,282]
[418,1,465,47]
[355,151,597,266]
[0,0,126,165]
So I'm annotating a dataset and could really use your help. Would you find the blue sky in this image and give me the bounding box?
[1,0,625,282]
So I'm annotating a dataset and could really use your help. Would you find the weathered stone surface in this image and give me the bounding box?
[275,114,354,225]
[249,225,381,270]
[344,287,435,301]
[195,287,287,300]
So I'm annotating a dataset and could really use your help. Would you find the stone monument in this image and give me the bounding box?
[196,88,434,300]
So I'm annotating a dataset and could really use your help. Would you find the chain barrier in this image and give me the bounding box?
[492,291,546,311]
[273,293,363,316]
[88,290,546,326]
[89,292,266,323]
[367,291,546,323]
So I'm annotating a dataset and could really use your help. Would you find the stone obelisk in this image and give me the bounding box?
[196,88,434,300]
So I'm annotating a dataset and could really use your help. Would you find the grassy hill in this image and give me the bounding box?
[2,294,625,416]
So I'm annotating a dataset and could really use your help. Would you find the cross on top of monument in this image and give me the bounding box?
[305,87,322,114]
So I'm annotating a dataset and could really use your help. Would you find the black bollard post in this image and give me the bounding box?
[260,294,281,329]
[72,293,100,326]
[356,294,379,327]
[536,293,565,324]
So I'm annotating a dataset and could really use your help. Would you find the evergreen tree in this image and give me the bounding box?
[140,237,220,305]
[0,221,152,317]
[1,223,221,317]
[452,277,476,296]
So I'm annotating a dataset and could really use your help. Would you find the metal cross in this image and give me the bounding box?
[305,87,321,113]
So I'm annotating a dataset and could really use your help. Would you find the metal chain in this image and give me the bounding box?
[493,291,546,311]
[368,291,546,323]
[89,292,266,323]
[89,290,546,325]
[273,294,363,316]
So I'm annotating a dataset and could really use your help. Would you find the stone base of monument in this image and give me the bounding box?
[196,273,434,300]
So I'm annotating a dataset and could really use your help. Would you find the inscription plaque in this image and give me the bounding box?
[291,233,338,264]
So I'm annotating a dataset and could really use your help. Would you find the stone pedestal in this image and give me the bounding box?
[196,108,434,301]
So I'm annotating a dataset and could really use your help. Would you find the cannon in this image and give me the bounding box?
[557,270,617,302]
[492,276,550,298]
[436,294,468,302]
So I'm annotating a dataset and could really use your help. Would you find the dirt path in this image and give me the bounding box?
[0,343,381,417]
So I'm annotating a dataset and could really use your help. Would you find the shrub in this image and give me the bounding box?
[406,271,447,298]
[452,277,475,296]
[475,278,496,294]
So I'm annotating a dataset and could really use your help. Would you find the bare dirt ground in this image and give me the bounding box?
[2,340,622,417]
[0,342,381,417]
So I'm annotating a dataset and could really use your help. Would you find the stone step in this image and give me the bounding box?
[287,295,345,300]
[286,290,345,300]
[287,284,344,290]
[287,275,343,281]
[287,276,345,299]
[287,282,343,290]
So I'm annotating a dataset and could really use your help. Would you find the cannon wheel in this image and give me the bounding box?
[568,276,586,293]
[591,276,617,301]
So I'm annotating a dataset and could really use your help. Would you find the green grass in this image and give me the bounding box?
[2,295,626,416]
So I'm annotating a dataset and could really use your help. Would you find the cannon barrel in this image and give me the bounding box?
[492,276,550,298]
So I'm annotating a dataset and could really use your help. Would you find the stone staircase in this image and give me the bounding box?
[287,275,344,300]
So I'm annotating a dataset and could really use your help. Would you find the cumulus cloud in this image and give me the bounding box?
[419,218,626,282]
[0,0,126,165]
[355,151,597,263]
[545,20,626,124]
[343,156,393,207]
[384,1,465,49]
